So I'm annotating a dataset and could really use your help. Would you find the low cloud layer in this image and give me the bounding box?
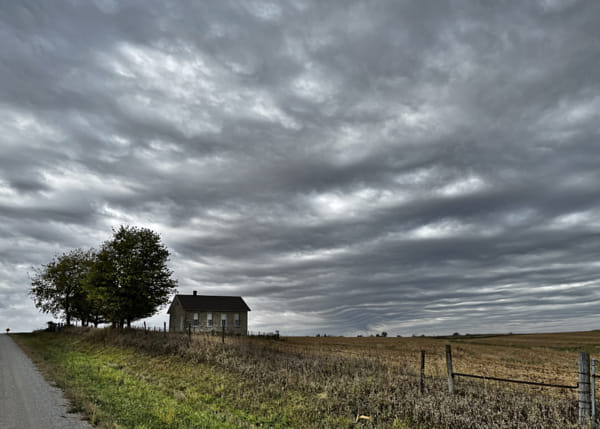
[2,0,600,335]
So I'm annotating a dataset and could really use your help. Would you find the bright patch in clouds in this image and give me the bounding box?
[410,219,472,240]
[438,175,487,197]
[310,188,402,220]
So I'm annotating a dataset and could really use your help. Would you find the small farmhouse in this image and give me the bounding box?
[167,291,250,335]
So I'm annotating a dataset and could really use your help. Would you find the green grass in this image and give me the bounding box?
[15,330,396,428]
[15,333,256,428]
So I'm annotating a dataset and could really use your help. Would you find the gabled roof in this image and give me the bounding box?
[173,295,251,312]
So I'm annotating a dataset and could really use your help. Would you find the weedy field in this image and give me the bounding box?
[14,329,600,428]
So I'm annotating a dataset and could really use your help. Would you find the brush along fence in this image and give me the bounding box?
[422,345,596,425]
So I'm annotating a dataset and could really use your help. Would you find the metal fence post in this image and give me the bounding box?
[593,358,597,421]
[446,345,454,394]
[579,352,591,425]
[420,350,425,395]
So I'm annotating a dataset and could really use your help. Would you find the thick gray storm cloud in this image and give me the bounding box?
[2,0,600,335]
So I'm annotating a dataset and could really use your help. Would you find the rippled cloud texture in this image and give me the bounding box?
[2,0,600,335]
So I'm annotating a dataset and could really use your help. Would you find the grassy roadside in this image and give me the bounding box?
[13,328,581,428]
[13,332,260,428]
[14,329,400,428]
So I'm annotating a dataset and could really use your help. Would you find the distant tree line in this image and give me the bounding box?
[29,225,178,329]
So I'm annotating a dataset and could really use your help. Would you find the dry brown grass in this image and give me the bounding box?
[285,331,600,391]
[29,327,599,428]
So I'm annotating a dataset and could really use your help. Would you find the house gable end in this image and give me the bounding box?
[167,295,182,314]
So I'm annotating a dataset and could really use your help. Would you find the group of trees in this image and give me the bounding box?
[30,225,178,329]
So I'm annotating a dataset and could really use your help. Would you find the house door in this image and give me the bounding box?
[180,316,184,331]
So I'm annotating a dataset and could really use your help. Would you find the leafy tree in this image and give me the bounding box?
[72,253,107,327]
[30,248,95,326]
[86,225,177,328]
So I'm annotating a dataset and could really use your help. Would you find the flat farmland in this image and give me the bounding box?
[15,329,600,428]
[285,331,600,391]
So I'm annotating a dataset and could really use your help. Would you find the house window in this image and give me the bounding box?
[207,312,213,327]
[234,313,240,328]
[193,313,199,326]
[221,313,227,328]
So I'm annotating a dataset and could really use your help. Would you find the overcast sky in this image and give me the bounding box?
[2,0,600,336]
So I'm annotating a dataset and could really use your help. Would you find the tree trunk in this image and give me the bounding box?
[65,295,71,326]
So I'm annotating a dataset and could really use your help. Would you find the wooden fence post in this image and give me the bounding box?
[579,352,591,425]
[446,345,454,394]
[164,321,167,334]
[593,358,597,421]
[420,350,425,395]
[188,323,191,341]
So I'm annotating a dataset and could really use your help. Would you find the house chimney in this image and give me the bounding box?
[193,290,197,296]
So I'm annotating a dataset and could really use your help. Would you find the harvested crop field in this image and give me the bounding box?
[14,329,600,428]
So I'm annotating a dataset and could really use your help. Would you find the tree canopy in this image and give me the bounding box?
[88,225,178,328]
[30,225,178,328]
[29,248,94,326]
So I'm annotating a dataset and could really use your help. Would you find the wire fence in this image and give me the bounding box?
[453,371,578,390]
[430,345,595,426]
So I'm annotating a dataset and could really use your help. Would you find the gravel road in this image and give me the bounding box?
[0,334,94,429]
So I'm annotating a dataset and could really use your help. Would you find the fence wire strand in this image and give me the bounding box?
[453,372,578,389]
